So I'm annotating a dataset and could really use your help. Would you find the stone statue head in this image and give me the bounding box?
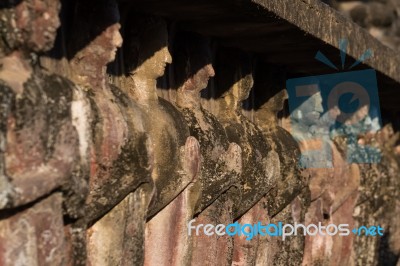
[233,73,254,102]
[70,0,122,67]
[216,48,254,107]
[292,90,324,127]
[124,15,172,80]
[267,89,288,112]
[253,64,288,114]
[173,32,215,93]
[255,88,288,128]
[69,0,122,87]
[0,0,61,55]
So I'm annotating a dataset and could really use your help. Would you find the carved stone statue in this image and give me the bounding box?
[172,32,242,265]
[68,1,154,264]
[121,15,200,217]
[0,0,80,211]
[350,124,399,265]
[287,87,360,265]
[0,0,79,264]
[212,49,279,218]
[209,51,280,265]
[174,32,242,214]
[254,65,307,217]
[117,15,200,266]
[253,64,309,265]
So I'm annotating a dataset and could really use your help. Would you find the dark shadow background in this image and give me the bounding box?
[0,0,23,9]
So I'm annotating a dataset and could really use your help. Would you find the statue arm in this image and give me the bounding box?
[0,81,79,209]
[4,121,78,209]
[0,86,14,209]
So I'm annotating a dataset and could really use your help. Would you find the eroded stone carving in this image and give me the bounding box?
[254,65,307,218]
[68,1,154,264]
[252,65,309,265]
[69,0,153,227]
[0,1,77,264]
[351,124,400,265]
[206,51,282,266]
[116,16,200,266]
[289,89,361,265]
[189,192,236,265]
[121,15,201,217]
[212,49,278,218]
[174,32,242,214]
[171,32,242,265]
[0,193,66,266]
[0,0,81,212]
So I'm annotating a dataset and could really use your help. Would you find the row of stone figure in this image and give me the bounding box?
[0,0,399,265]
[0,1,305,264]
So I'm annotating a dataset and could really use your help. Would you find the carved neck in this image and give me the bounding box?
[217,93,242,121]
[176,82,202,109]
[0,51,33,94]
[255,108,279,132]
[71,58,108,92]
[226,93,243,113]
[0,51,31,71]
[128,74,159,103]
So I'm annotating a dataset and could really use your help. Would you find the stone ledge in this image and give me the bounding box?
[252,0,400,87]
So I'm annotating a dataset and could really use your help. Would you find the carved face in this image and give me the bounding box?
[295,92,324,126]
[73,22,122,69]
[14,0,61,52]
[269,89,288,112]
[99,23,123,64]
[187,64,215,92]
[233,74,254,102]
[144,46,172,78]
[136,26,172,79]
